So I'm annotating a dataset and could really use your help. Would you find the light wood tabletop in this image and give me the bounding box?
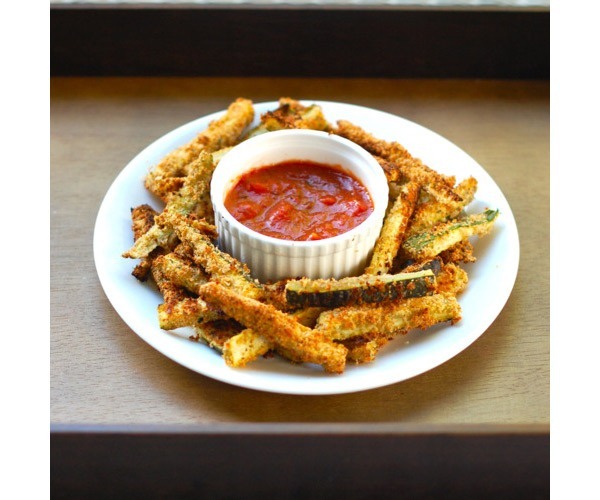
[51,77,549,427]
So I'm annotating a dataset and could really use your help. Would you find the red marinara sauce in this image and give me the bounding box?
[224,160,374,241]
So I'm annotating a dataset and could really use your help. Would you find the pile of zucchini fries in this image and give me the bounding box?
[122,97,499,374]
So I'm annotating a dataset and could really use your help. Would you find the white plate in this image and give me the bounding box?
[93,100,519,395]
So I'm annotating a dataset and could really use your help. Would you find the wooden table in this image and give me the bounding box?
[51,77,549,496]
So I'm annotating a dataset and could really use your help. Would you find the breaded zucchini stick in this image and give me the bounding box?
[407,176,478,236]
[365,181,420,275]
[402,209,499,261]
[152,251,209,295]
[129,204,161,281]
[149,263,211,330]
[151,265,188,307]
[244,98,331,139]
[157,296,223,331]
[166,212,263,300]
[148,250,221,330]
[131,203,158,241]
[199,282,347,374]
[150,147,234,205]
[129,204,211,329]
[335,120,461,203]
[222,328,273,368]
[162,151,218,214]
[222,306,325,368]
[145,97,254,199]
[122,151,218,259]
[315,294,461,341]
[285,269,435,309]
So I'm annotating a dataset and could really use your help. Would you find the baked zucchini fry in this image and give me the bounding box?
[150,264,219,330]
[145,97,254,198]
[122,151,218,259]
[152,252,209,295]
[167,212,263,300]
[407,176,478,236]
[222,328,272,368]
[129,204,161,281]
[402,209,499,261]
[335,120,460,203]
[244,98,331,139]
[150,251,220,331]
[199,282,347,373]
[150,258,187,304]
[365,181,420,275]
[157,296,223,330]
[285,270,435,309]
[165,150,218,216]
[150,145,231,206]
[149,145,230,205]
[147,177,186,203]
[131,203,158,240]
[315,293,462,341]
[222,306,325,368]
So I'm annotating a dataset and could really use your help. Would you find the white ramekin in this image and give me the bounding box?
[210,129,389,282]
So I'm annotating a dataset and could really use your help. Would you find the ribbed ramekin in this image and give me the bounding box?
[210,129,388,282]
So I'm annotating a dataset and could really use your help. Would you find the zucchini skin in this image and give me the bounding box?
[285,271,435,309]
[402,209,499,260]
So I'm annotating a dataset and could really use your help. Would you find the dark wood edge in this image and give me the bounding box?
[51,423,549,498]
[50,6,549,78]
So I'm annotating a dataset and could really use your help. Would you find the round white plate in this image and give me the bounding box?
[93,100,519,395]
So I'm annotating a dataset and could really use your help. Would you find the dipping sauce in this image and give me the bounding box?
[224,160,374,241]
